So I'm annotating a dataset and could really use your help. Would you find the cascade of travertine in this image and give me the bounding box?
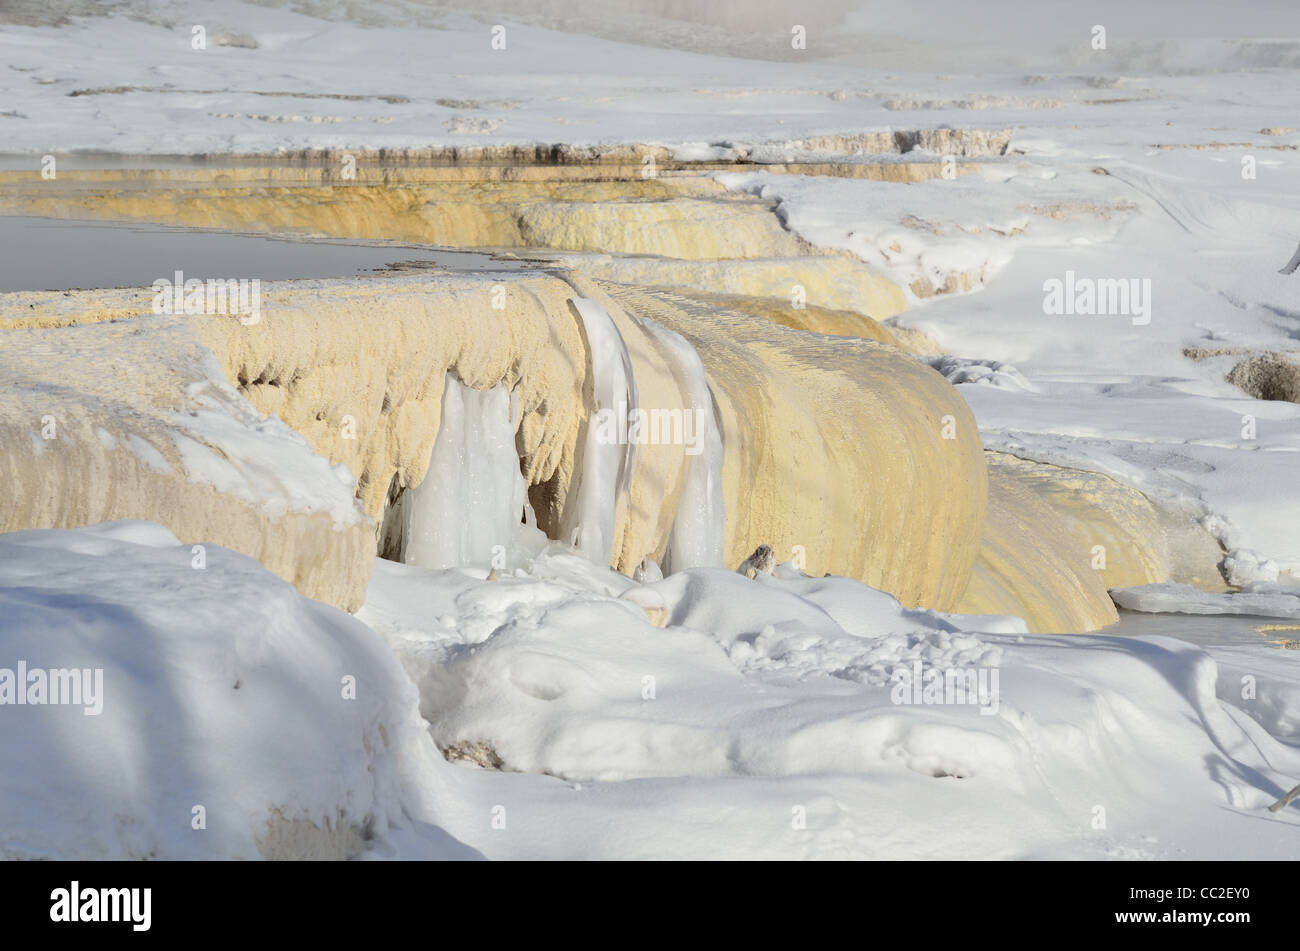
[0,167,1167,630]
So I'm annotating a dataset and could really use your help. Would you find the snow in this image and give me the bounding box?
[922,355,1036,391]
[354,544,1300,858]
[0,0,1294,158]
[0,521,477,860]
[1,519,1294,859]
[6,0,1300,860]
[173,353,364,529]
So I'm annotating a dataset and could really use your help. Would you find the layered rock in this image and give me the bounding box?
[0,175,803,258]
[553,253,908,321]
[0,166,1142,631]
[0,311,372,611]
[0,171,906,320]
[1226,352,1300,404]
[599,286,904,345]
[790,128,1015,157]
[957,458,1120,632]
[597,280,987,609]
[981,452,1170,592]
[1,269,985,616]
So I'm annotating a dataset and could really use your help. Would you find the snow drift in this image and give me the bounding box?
[0,521,477,860]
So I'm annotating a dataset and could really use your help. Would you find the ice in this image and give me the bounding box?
[1112,583,1300,619]
[560,297,639,566]
[1222,549,1281,587]
[403,374,542,572]
[641,317,726,571]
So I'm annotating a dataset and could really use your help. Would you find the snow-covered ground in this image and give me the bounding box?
[717,138,1300,581]
[2,0,1298,157]
[3,0,1300,859]
[359,548,1300,859]
[6,522,1298,859]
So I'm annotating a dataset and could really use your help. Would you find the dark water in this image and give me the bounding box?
[0,215,538,292]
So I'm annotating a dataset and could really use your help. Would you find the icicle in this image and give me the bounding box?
[403,373,535,570]
[641,318,726,572]
[562,297,639,567]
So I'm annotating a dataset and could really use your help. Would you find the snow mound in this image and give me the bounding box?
[1222,549,1281,587]
[359,547,1300,858]
[367,547,1024,784]
[0,522,477,860]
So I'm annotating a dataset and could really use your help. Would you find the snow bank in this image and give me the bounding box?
[10,516,1295,860]
[359,547,1300,859]
[371,552,1018,783]
[0,521,477,860]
